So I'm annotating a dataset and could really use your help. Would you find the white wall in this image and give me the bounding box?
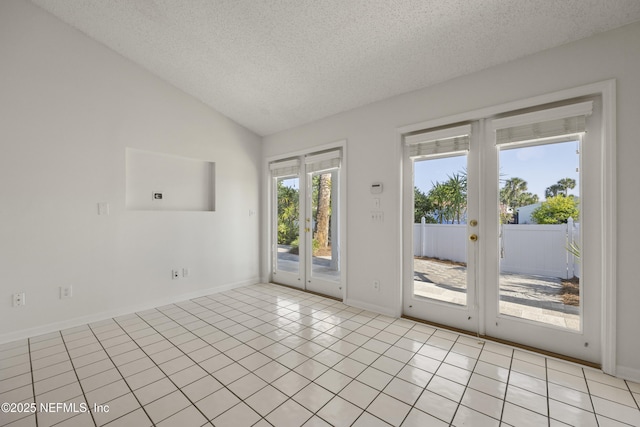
[264,23,640,378]
[0,0,262,342]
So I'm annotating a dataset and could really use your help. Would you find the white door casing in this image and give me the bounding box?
[400,80,616,371]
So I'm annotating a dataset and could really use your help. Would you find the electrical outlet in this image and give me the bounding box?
[370,211,384,222]
[12,292,26,307]
[182,268,189,278]
[172,269,180,280]
[373,280,380,291]
[59,286,73,299]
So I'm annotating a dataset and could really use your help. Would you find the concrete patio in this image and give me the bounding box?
[413,257,580,330]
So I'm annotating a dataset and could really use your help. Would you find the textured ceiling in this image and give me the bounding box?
[30,0,640,136]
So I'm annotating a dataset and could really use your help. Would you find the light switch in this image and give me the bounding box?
[98,202,110,215]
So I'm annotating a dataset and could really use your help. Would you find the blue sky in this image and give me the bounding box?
[414,140,580,200]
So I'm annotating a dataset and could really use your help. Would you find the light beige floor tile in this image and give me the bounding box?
[133,377,178,406]
[382,377,422,405]
[143,390,190,424]
[195,388,240,420]
[549,399,598,427]
[460,387,504,420]
[245,385,288,416]
[292,382,334,413]
[591,396,640,426]
[427,375,465,402]
[453,405,500,427]
[367,393,411,426]
[402,408,448,427]
[156,405,208,427]
[266,399,313,427]
[317,396,362,427]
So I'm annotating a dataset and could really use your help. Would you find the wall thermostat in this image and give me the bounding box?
[371,182,383,194]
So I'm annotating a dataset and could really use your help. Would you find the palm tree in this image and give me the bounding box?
[414,187,435,223]
[557,178,576,196]
[500,177,528,209]
[428,182,450,224]
[545,178,576,198]
[445,173,467,224]
[277,181,299,244]
[314,173,331,249]
[545,184,562,198]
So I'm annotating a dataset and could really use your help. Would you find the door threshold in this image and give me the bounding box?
[402,314,600,370]
[270,281,343,302]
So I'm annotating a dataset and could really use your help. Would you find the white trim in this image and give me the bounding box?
[397,79,616,374]
[304,149,341,164]
[404,124,472,145]
[397,80,614,135]
[265,140,347,164]
[0,279,258,345]
[345,297,398,318]
[600,79,617,376]
[269,158,299,170]
[490,101,593,131]
[615,365,640,383]
[263,140,348,301]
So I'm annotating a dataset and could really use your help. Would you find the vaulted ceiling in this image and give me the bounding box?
[31,0,640,136]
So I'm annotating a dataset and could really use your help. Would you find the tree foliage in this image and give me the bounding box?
[277,180,299,245]
[531,195,580,224]
[499,177,538,223]
[418,172,467,224]
[414,187,435,223]
[500,177,539,209]
[314,174,332,248]
[545,178,576,198]
[277,174,333,254]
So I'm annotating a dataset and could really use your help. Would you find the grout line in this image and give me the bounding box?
[582,367,601,427]
[14,283,635,427]
[83,322,153,426]
[54,331,97,427]
[497,347,515,425]
[626,380,640,411]
[546,357,551,427]
[27,338,38,427]
[198,285,447,426]
[188,285,373,424]
[127,305,267,423]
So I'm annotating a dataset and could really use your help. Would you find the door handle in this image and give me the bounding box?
[469,234,478,242]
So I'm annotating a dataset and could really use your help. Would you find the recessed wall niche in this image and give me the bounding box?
[125,148,215,211]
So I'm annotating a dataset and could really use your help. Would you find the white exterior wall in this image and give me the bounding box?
[263,22,640,379]
[0,0,262,342]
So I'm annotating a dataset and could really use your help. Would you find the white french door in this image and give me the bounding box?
[271,150,343,299]
[403,99,604,364]
[402,123,481,332]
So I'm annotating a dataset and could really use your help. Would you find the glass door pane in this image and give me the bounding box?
[275,177,300,277]
[497,140,581,330]
[413,154,468,306]
[309,170,340,283]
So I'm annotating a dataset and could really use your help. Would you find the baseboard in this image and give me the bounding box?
[616,365,640,383]
[0,278,258,345]
[344,297,397,318]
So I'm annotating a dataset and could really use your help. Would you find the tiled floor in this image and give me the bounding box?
[1,283,639,427]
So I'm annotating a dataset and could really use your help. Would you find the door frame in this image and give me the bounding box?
[398,80,616,374]
[401,122,481,332]
[264,140,348,301]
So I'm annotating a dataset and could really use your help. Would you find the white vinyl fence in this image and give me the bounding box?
[414,218,580,279]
